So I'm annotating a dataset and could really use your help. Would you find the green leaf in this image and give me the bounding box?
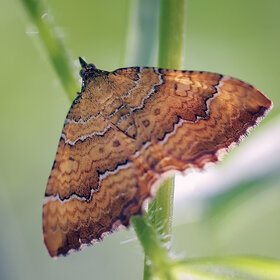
[176,256,280,280]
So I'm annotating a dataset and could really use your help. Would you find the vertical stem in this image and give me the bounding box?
[147,177,175,246]
[153,0,186,237]
[20,0,79,102]
[144,178,175,279]
[158,0,186,69]
[131,215,175,280]
[153,0,186,238]
[131,216,171,269]
[143,0,186,279]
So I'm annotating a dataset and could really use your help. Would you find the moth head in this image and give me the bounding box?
[79,57,105,81]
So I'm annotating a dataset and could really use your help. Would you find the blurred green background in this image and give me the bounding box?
[0,0,279,279]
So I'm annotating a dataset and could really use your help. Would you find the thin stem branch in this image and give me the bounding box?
[20,0,79,101]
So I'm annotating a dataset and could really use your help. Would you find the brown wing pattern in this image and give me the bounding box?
[128,70,271,176]
[43,63,272,257]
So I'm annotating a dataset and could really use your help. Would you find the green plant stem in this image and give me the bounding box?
[143,178,175,280]
[132,0,186,279]
[147,177,175,246]
[153,0,185,248]
[131,216,175,280]
[158,0,186,69]
[20,0,79,101]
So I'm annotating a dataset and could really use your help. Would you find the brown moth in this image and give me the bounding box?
[43,57,272,257]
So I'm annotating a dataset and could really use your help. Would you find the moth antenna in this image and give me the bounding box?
[79,57,88,68]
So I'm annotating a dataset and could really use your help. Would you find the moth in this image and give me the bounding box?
[43,57,272,257]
